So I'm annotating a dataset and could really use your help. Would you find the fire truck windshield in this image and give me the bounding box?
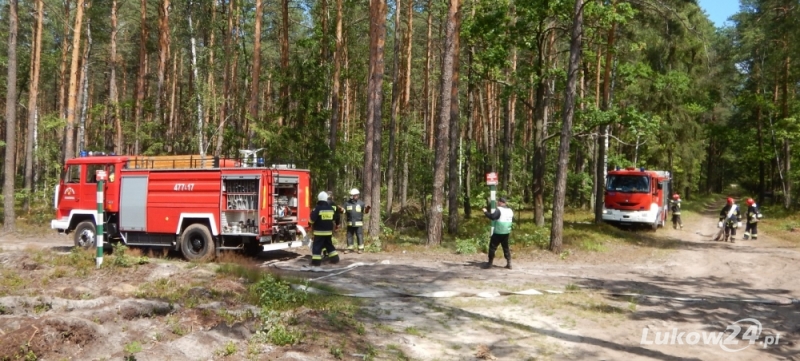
[606,175,650,193]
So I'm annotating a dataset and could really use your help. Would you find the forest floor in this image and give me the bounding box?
[1,201,800,361]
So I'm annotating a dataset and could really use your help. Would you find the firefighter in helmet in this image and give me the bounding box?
[344,188,371,254]
[718,197,742,243]
[309,191,340,266]
[670,193,683,230]
[743,198,762,240]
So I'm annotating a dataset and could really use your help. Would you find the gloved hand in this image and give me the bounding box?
[717,221,723,228]
[737,222,742,228]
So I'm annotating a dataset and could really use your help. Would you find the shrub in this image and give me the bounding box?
[251,274,307,310]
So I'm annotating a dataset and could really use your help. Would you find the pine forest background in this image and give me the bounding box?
[0,0,798,248]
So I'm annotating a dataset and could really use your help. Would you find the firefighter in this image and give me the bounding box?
[670,193,683,230]
[481,197,514,270]
[326,190,343,230]
[743,198,762,240]
[344,188,371,254]
[309,191,340,266]
[718,197,742,243]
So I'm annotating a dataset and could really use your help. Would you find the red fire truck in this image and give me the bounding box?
[51,153,312,261]
[601,167,671,230]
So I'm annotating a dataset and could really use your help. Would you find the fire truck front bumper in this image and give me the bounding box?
[51,218,70,233]
[602,208,657,225]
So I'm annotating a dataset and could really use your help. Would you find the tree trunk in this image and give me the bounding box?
[399,0,413,210]
[427,0,459,246]
[188,0,205,163]
[365,0,387,237]
[133,0,147,155]
[3,0,19,231]
[168,50,179,153]
[447,13,461,234]
[109,0,122,154]
[153,0,169,134]
[532,28,552,227]
[385,0,402,215]
[203,0,217,155]
[781,55,791,209]
[78,8,92,154]
[58,0,72,120]
[64,0,85,161]
[24,0,44,212]
[501,6,516,194]
[549,0,583,254]
[248,0,262,138]
[279,0,290,126]
[594,7,617,224]
[463,38,475,219]
[755,63,764,203]
[216,0,235,157]
[423,0,433,149]
[327,0,343,191]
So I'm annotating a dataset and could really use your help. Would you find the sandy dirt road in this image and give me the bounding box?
[1,203,799,360]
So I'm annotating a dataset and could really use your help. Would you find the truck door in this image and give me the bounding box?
[81,164,107,211]
[58,164,83,213]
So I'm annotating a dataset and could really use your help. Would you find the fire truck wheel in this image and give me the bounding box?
[180,224,216,262]
[74,221,97,249]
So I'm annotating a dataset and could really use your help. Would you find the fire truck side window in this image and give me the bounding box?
[65,165,81,183]
[86,165,105,183]
[107,165,116,182]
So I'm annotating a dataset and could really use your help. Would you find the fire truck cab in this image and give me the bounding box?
[51,153,312,261]
[601,167,671,230]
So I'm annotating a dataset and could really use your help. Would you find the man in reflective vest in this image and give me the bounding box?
[481,197,514,269]
[309,191,340,266]
[344,188,370,253]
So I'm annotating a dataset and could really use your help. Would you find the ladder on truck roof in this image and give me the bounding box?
[125,151,307,170]
[127,155,226,169]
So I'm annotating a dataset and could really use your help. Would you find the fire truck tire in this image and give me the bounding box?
[180,224,216,262]
[74,221,97,249]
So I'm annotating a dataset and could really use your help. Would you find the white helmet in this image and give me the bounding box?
[317,191,329,201]
[350,188,360,196]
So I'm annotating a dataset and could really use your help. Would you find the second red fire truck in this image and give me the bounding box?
[51,152,311,261]
[602,166,671,230]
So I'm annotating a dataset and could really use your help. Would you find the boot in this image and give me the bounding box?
[481,259,493,269]
[311,259,322,266]
[730,237,735,243]
[329,255,340,264]
[505,259,512,270]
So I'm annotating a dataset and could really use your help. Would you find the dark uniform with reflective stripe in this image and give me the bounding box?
[744,204,760,240]
[309,201,340,266]
[670,199,683,229]
[344,198,367,251]
[719,204,741,242]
